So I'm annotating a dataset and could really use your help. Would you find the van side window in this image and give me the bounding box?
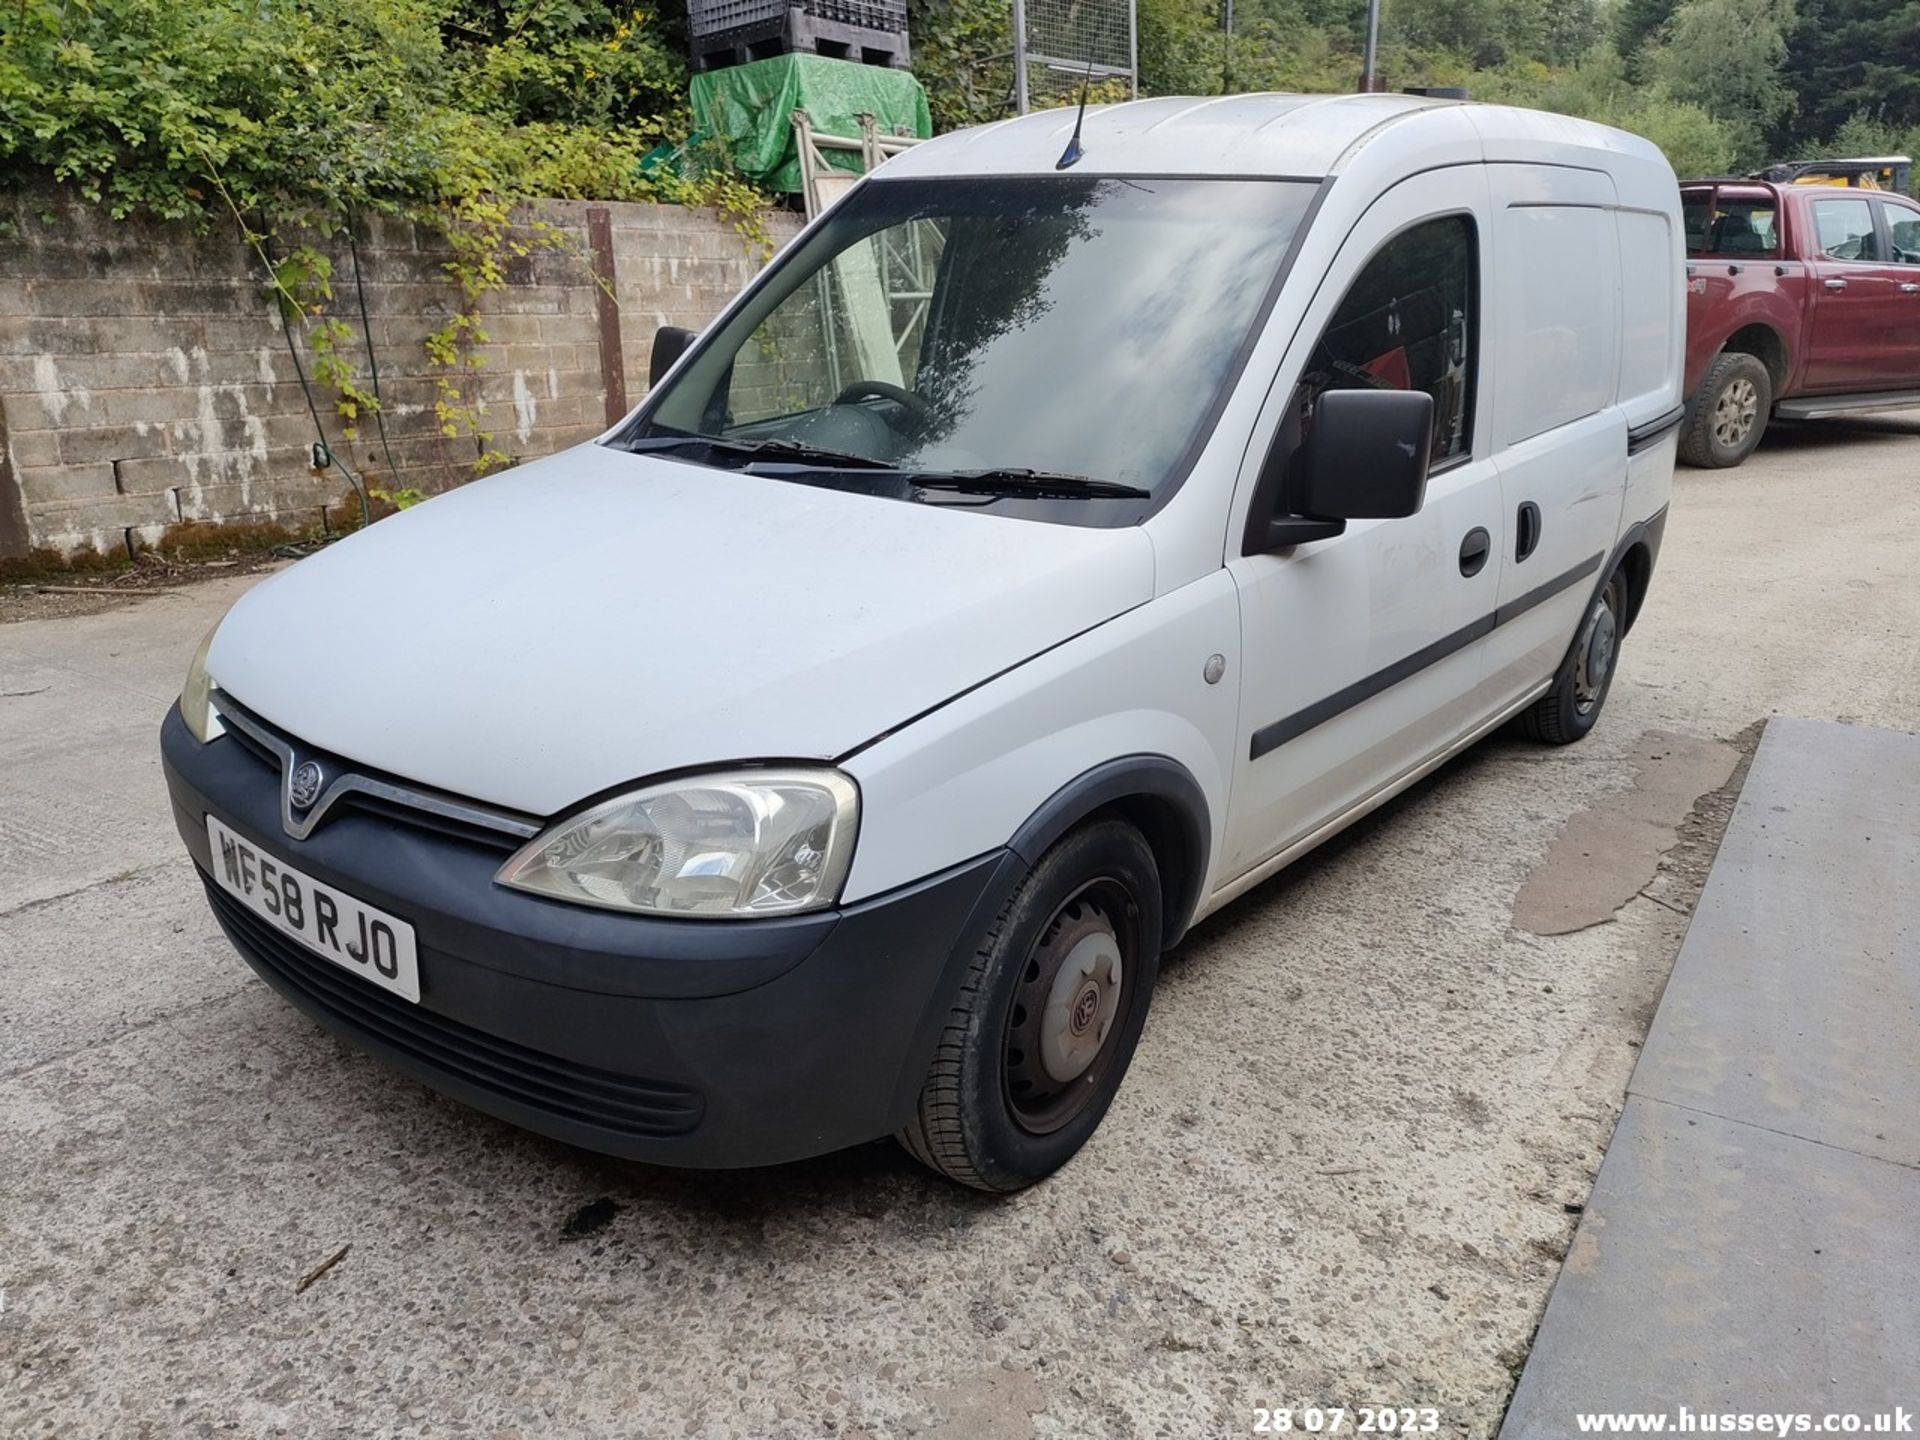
[1293,215,1476,464]
[1811,198,1882,261]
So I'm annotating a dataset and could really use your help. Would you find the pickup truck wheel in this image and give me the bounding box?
[1518,573,1625,745]
[897,820,1162,1193]
[1679,352,1772,468]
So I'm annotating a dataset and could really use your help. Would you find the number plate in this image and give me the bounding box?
[206,815,420,1003]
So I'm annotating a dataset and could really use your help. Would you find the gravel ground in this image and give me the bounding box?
[4,412,1919,1440]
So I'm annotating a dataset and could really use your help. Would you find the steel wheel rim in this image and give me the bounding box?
[1002,878,1140,1136]
[1573,581,1621,716]
[1713,376,1758,447]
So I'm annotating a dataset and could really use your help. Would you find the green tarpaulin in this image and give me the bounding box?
[690,54,932,194]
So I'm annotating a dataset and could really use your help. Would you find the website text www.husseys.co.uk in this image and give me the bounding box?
[1574,1410,1913,1434]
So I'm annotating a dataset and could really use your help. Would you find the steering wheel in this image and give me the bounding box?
[834,380,932,431]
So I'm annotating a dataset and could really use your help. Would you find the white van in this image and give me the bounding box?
[163,94,1683,1191]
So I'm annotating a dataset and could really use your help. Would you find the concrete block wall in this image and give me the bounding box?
[0,190,803,562]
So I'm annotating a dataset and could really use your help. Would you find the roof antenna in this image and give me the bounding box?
[1055,56,1097,170]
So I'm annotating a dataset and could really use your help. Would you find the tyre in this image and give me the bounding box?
[1519,571,1626,746]
[898,819,1162,1192]
[1678,351,1772,468]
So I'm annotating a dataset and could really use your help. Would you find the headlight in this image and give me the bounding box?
[496,768,859,919]
[180,622,224,743]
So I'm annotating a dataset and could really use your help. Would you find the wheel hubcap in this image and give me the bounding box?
[1003,880,1136,1135]
[1039,930,1122,1083]
[1712,377,1758,447]
[1574,586,1619,715]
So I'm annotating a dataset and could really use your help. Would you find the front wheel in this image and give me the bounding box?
[1679,351,1772,468]
[897,820,1162,1192]
[1518,572,1625,746]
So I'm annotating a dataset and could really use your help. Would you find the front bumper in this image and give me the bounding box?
[160,705,1016,1167]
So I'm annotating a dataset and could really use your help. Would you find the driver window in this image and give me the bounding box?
[726,218,947,428]
[1884,203,1920,264]
[1289,215,1477,466]
[1811,198,1881,262]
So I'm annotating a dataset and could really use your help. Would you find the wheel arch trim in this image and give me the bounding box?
[1007,754,1213,949]
[1567,506,1669,668]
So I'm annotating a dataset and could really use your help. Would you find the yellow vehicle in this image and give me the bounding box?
[1757,156,1913,192]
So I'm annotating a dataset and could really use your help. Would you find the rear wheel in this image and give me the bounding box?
[1679,351,1772,468]
[897,820,1161,1193]
[1519,572,1626,746]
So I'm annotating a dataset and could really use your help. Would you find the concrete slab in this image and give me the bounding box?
[1632,718,1920,1167]
[1502,1096,1920,1433]
[0,575,261,911]
[1502,718,1920,1438]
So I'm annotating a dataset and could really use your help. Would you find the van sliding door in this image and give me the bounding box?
[1478,164,1630,714]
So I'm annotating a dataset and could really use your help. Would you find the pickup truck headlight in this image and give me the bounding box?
[496,769,859,918]
[180,623,225,743]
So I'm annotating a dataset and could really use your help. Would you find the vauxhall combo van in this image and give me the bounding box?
[162,94,1684,1191]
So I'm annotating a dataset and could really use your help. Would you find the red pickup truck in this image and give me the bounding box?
[1680,169,1920,466]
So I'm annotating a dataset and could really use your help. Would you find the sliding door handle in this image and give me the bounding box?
[1516,501,1542,563]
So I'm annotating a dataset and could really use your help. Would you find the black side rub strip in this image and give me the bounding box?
[1249,552,1604,761]
[1627,405,1687,454]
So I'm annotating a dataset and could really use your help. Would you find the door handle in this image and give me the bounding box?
[1825,277,1849,291]
[1903,283,1920,294]
[1516,501,1542,563]
[1459,527,1491,578]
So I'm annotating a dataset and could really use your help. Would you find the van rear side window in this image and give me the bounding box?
[1498,203,1620,445]
[1617,210,1677,409]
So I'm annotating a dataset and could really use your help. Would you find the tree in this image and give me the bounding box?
[1784,0,1920,145]
[1647,0,1796,167]
[1613,0,1678,70]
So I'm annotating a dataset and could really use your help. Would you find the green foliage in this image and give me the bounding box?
[0,0,1911,338]
[907,0,1014,132]
[1644,0,1795,168]
[1784,0,1920,147]
[0,0,779,481]
[271,245,382,437]
[0,0,691,222]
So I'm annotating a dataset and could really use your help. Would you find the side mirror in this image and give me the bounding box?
[649,325,697,389]
[1244,388,1435,554]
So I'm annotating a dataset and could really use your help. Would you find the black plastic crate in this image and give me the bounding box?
[691,0,910,70]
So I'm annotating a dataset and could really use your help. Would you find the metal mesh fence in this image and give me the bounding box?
[1018,0,1136,106]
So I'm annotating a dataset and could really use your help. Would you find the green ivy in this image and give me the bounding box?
[0,0,695,223]
[0,0,776,478]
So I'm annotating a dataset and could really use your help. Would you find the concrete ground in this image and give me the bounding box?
[1502,718,1920,1436]
[4,412,1919,1439]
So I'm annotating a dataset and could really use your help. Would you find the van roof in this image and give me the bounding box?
[879,92,1665,185]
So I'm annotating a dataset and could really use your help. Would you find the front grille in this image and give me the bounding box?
[212,693,535,853]
[204,879,705,1139]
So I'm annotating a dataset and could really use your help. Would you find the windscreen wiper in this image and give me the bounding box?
[905,468,1151,500]
[623,437,1149,498]
[622,433,896,470]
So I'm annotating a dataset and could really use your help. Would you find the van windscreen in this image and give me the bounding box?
[625,176,1319,518]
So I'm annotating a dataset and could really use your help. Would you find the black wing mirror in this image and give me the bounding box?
[1243,388,1435,554]
[649,325,697,389]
